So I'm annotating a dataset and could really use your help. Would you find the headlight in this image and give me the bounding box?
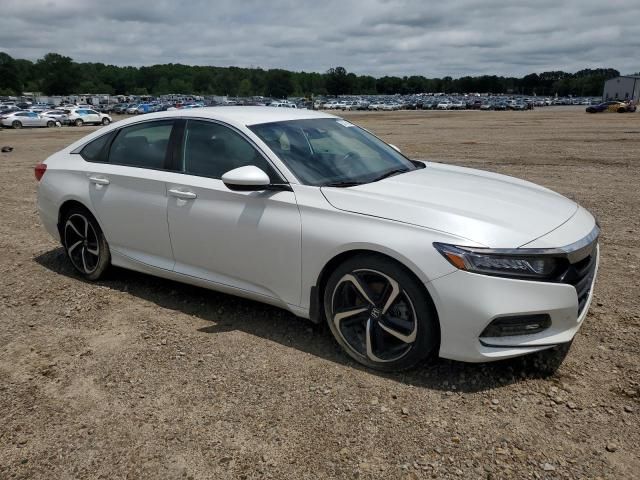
[433,243,558,279]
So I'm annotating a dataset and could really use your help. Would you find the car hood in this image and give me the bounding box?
[320,162,578,248]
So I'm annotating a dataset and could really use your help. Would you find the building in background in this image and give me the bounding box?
[603,75,640,101]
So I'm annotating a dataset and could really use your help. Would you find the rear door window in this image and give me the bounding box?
[108,121,174,169]
[80,132,116,162]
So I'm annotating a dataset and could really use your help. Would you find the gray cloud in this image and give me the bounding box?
[0,0,638,77]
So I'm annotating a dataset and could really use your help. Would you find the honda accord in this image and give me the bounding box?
[36,107,599,371]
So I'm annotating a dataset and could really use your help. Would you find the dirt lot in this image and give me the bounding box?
[1,108,638,479]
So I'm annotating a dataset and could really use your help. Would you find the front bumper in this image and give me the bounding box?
[428,244,599,363]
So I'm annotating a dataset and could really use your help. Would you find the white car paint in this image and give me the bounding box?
[36,107,599,363]
[65,108,112,125]
[1,111,59,128]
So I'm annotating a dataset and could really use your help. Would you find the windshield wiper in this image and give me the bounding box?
[370,168,410,183]
[323,180,364,188]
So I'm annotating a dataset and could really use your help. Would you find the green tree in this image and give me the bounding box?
[37,53,76,95]
[237,78,253,97]
[325,66,349,96]
[265,69,294,98]
[0,52,22,94]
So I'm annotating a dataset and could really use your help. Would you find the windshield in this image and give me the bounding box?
[249,118,417,186]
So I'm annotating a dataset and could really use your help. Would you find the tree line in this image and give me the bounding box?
[0,52,621,98]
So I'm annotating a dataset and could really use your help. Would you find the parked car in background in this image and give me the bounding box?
[97,104,115,114]
[65,108,112,126]
[586,101,637,113]
[113,103,131,114]
[0,105,21,115]
[269,101,297,108]
[1,111,60,128]
[40,110,70,124]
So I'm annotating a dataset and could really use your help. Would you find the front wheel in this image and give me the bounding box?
[62,207,110,281]
[46,120,55,128]
[102,117,111,125]
[324,254,439,371]
[12,120,22,129]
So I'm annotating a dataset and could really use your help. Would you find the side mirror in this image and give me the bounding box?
[389,144,402,153]
[221,165,270,191]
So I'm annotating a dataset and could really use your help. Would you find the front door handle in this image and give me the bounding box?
[168,188,197,200]
[89,175,110,185]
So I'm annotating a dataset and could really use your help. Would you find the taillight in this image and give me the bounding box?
[34,163,47,181]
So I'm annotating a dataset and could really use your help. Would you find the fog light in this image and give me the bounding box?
[480,314,551,338]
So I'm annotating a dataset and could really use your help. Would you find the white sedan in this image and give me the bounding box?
[1,111,61,128]
[35,107,599,371]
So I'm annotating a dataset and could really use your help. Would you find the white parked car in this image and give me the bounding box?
[1,111,61,128]
[269,102,297,108]
[65,108,112,127]
[41,110,70,124]
[35,107,599,372]
[437,101,452,110]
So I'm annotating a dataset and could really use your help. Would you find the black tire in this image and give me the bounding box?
[46,120,55,128]
[12,120,22,129]
[324,254,439,371]
[62,206,110,281]
[522,340,573,376]
[101,117,111,125]
[74,118,84,127]
[617,108,626,113]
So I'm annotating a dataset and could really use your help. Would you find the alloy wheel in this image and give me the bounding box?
[64,213,100,275]
[330,269,417,363]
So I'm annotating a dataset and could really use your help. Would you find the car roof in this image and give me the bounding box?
[116,106,337,127]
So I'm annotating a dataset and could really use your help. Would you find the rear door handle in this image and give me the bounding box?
[89,175,110,185]
[168,188,197,200]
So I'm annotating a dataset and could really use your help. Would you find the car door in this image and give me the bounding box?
[165,119,302,307]
[82,120,177,270]
[25,112,39,126]
[84,109,100,123]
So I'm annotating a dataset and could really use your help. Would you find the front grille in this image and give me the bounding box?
[557,248,598,315]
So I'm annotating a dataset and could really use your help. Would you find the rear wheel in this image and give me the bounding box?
[324,254,439,371]
[46,120,55,128]
[74,118,84,127]
[12,120,22,129]
[62,207,110,281]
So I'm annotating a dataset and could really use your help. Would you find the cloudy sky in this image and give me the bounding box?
[1,0,638,77]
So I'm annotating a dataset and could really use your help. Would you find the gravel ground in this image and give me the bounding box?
[0,107,638,479]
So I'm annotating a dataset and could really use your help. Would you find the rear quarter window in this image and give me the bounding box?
[80,132,115,162]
